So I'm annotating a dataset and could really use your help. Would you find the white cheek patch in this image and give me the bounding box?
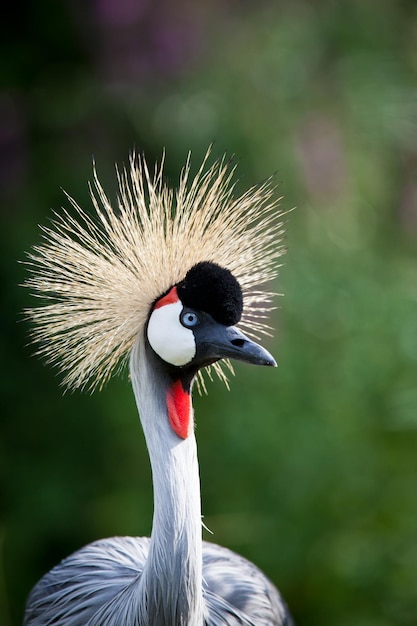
[147,300,196,366]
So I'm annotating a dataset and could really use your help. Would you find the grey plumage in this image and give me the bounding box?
[25,538,291,626]
[23,152,293,625]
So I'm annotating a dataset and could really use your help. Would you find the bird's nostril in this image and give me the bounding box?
[231,338,245,348]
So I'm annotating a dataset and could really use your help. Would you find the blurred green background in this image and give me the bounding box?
[2,1,417,625]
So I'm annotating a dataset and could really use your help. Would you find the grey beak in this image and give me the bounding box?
[196,323,276,367]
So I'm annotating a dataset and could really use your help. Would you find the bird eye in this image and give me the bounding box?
[181,310,199,328]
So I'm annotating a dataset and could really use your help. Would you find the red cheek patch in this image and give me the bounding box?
[154,286,179,310]
[166,380,192,439]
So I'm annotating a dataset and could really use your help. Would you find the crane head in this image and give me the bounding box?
[24,149,286,393]
[147,261,276,371]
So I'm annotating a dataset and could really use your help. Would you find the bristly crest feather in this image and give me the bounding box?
[24,148,286,392]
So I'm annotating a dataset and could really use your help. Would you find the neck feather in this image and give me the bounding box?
[130,339,204,625]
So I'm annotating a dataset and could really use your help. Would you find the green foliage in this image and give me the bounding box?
[2,2,417,625]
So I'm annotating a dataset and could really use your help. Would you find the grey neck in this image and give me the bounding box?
[130,339,204,626]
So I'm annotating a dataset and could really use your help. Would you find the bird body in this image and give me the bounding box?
[25,538,288,625]
[23,150,292,625]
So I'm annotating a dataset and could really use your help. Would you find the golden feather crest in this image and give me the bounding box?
[24,149,286,391]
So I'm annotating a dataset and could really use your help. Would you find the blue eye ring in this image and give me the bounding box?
[181,310,199,328]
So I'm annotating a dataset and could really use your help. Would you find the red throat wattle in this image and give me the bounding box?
[166,380,192,439]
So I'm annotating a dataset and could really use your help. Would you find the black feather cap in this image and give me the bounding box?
[176,261,243,326]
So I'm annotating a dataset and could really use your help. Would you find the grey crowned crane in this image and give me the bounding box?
[23,151,293,625]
